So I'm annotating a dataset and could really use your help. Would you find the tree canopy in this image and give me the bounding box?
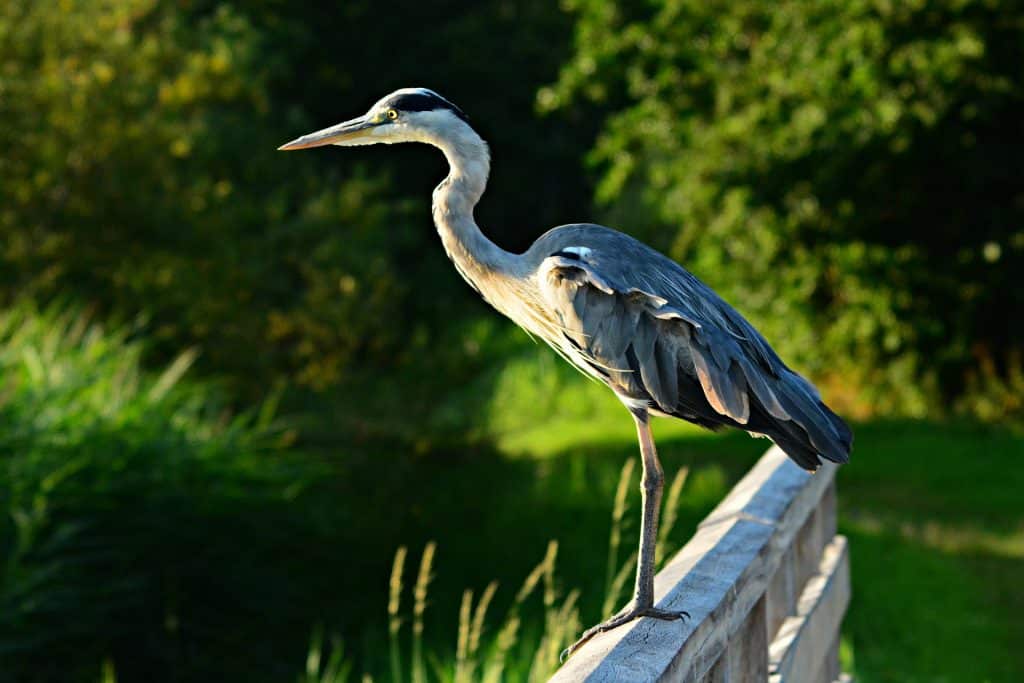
[542,0,1023,419]
[1,0,1020,431]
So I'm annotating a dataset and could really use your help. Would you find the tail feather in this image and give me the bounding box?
[762,371,852,471]
[764,419,828,471]
[666,365,852,472]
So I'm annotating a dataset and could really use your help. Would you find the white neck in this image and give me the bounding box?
[427,123,520,294]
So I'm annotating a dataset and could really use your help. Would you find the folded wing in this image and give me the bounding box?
[538,248,851,471]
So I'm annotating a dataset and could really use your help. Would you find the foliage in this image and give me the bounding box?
[2,1,1022,681]
[542,0,1024,418]
[0,302,340,682]
[0,0,429,401]
[0,0,591,438]
[298,627,353,683]
[0,302,686,682]
[4,0,1019,429]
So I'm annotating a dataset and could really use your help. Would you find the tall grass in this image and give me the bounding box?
[300,627,353,683]
[0,302,326,682]
[375,540,579,683]
[317,459,693,683]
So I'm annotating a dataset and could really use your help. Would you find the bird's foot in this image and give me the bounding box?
[560,603,689,662]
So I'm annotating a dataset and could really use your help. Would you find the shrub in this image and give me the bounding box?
[0,303,325,681]
[542,0,1024,419]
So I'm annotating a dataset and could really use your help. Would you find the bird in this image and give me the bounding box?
[278,87,852,659]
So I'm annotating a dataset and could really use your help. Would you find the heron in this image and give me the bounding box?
[279,88,852,658]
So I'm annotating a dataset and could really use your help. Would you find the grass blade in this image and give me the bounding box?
[412,542,436,683]
[388,546,407,683]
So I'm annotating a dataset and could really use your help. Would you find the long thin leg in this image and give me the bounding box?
[632,408,669,609]
[561,410,687,660]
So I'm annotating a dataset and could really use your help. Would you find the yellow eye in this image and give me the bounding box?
[386,109,399,120]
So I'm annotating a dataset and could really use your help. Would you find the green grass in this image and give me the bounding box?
[836,421,1024,682]
[486,348,712,456]
[311,413,1024,682]
[0,303,350,682]
[385,351,1024,682]
[2,307,1021,682]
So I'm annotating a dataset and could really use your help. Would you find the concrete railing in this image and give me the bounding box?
[551,445,850,682]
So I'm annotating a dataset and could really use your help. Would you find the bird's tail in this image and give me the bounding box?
[760,370,852,472]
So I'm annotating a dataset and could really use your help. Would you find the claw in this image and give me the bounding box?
[560,604,689,661]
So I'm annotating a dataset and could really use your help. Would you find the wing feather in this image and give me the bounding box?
[654,336,680,410]
[738,357,789,419]
[632,316,665,407]
[602,297,640,359]
[533,229,850,469]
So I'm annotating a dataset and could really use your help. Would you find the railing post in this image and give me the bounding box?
[708,595,767,683]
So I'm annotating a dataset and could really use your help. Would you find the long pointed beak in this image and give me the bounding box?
[277,115,375,150]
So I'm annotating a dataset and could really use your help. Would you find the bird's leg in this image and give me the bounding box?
[630,409,673,613]
[561,410,688,661]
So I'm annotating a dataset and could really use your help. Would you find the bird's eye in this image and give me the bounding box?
[386,109,399,120]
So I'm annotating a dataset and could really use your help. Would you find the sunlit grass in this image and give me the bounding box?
[487,350,710,456]
[833,420,1024,682]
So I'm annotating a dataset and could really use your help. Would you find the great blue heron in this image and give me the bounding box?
[279,88,852,658]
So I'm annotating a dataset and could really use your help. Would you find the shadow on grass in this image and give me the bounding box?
[832,420,1024,683]
[842,525,1024,683]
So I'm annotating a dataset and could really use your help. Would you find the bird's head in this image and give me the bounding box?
[278,88,471,151]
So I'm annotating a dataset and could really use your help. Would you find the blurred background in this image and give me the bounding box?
[1,0,1022,681]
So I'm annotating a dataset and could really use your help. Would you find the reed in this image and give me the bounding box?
[311,460,691,683]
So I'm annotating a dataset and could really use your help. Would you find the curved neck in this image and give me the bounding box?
[429,125,519,292]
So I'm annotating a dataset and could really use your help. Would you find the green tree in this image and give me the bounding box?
[0,0,595,440]
[543,0,1024,418]
[0,0,423,399]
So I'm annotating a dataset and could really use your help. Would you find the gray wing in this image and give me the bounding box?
[533,226,851,468]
